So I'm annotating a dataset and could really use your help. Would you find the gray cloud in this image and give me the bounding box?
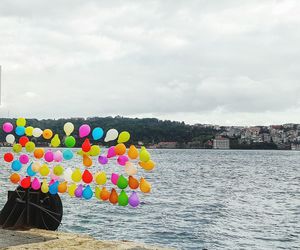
[0,0,299,125]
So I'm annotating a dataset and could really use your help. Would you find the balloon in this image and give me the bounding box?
[19,136,29,147]
[95,172,107,185]
[129,191,140,207]
[75,184,83,198]
[4,152,14,162]
[117,175,128,189]
[117,155,129,166]
[13,143,22,153]
[42,129,53,140]
[31,177,41,190]
[53,150,63,162]
[20,176,31,189]
[83,154,92,167]
[92,127,104,140]
[107,146,116,158]
[65,136,76,148]
[3,122,13,133]
[89,145,100,156]
[95,186,101,200]
[32,128,43,138]
[104,129,118,142]
[139,160,155,171]
[44,150,54,162]
[118,190,129,206]
[109,188,118,204]
[79,124,91,138]
[51,134,61,147]
[100,187,110,201]
[82,138,91,152]
[40,164,50,176]
[68,183,77,197]
[64,122,74,136]
[19,154,29,164]
[34,148,44,159]
[10,173,21,184]
[82,169,93,184]
[140,177,151,193]
[139,147,151,162]
[58,182,68,193]
[32,162,41,172]
[25,126,34,136]
[41,179,49,193]
[115,143,126,155]
[27,163,36,177]
[11,160,22,171]
[125,162,138,176]
[118,131,130,143]
[98,155,108,165]
[63,149,73,160]
[6,134,15,144]
[16,118,26,127]
[53,165,64,176]
[64,168,73,182]
[111,173,119,185]
[15,126,25,136]
[72,168,82,182]
[49,181,59,195]
[25,141,35,152]
[128,176,139,189]
[83,185,93,199]
[128,145,139,159]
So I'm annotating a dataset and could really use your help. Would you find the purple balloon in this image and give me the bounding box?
[98,155,108,165]
[117,155,129,166]
[129,191,140,207]
[75,184,83,198]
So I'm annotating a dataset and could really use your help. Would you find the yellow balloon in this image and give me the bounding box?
[51,134,61,147]
[68,183,77,197]
[89,145,101,156]
[16,117,26,127]
[25,141,35,153]
[139,147,151,162]
[140,177,151,193]
[13,143,22,153]
[64,122,74,136]
[32,162,41,172]
[72,168,82,182]
[41,179,49,193]
[25,126,34,136]
[39,164,50,176]
[53,165,64,176]
[95,172,107,185]
[95,186,101,200]
[139,160,155,171]
[118,131,130,143]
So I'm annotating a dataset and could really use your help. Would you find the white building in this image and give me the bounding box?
[213,137,230,149]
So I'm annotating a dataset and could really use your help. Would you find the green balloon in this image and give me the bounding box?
[117,175,128,189]
[65,136,76,148]
[118,190,128,206]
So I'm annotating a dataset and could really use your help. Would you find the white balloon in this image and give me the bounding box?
[32,128,43,138]
[6,134,15,144]
[63,168,73,182]
[104,128,119,142]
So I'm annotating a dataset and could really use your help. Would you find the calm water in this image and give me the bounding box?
[0,149,299,249]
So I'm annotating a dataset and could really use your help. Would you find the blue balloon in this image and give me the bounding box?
[49,181,59,195]
[15,126,25,136]
[26,163,36,177]
[11,160,22,171]
[82,185,93,200]
[63,149,73,160]
[92,127,104,140]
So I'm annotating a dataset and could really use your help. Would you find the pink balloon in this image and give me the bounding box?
[53,150,63,162]
[98,155,108,165]
[19,154,29,164]
[44,150,54,162]
[3,122,13,133]
[79,124,91,138]
[31,177,41,190]
[107,146,116,158]
[111,173,119,185]
[117,155,129,166]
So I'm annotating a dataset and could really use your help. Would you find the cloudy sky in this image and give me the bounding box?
[0,0,299,125]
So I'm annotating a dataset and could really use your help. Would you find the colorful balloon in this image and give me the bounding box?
[109,188,118,204]
[49,181,59,195]
[107,146,116,158]
[117,175,128,189]
[83,185,93,199]
[19,154,29,164]
[16,118,26,127]
[128,176,139,189]
[20,176,31,189]
[51,134,61,147]
[53,150,63,162]
[44,150,54,162]
[58,181,68,193]
[75,184,83,198]
[25,141,35,152]
[12,143,22,153]
[129,191,140,207]
[92,127,104,140]
[6,134,15,144]
[68,183,77,197]
[95,186,101,200]
[128,145,139,159]
[140,177,151,193]
[32,128,43,138]
[64,168,73,182]
[41,179,49,193]
[64,122,74,136]
[98,155,108,165]
[117,155,129,166]
[3,122,13,133]
[111,173,119,185]
[82,138,91,152]
[124,162,138,176]
[53,165,64,176]
[15,126,25,136]
[72,168,82,182]
[100,187,110,201]
[118,131,130,143]
[79,124,91,138]
[82,169,93,184]
[25,126,34,136]
[32,162,41,172]
[34,148,44,159]
[89,145,100,156]
[65,136,76,148]
[104,129,118,142]
[95,172,107,185]
[19,136,29,147]
[63,149,73,160]
[118,190,129,206]
[43,129,53,139]
[115,143,126,155]
[139,147,151,162]
[4,152,14,162]
[11,160,22,171]
[10,173,21,184]
[26,163,36,176]
[139,160,156,171]
[83,154,92,167]
[40,164,50,176]
[31,177,41,190]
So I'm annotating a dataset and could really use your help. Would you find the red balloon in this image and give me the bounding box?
[19,136,29,147]
[82,169,93,184]
[4,152,14,162]
[82,138,91,152]
[20,176,31,189]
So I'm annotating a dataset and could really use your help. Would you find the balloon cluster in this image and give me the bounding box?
[2,118,156,207]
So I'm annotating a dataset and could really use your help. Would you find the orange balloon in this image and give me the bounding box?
[58,182,68,193]
[34,148,45,159]
[83,154,93,167]
[10,173,20,184]
[114,143,126,155]
[140,177,151,193]
[139,160,156,171]
[109,188,118,204]
[100,187,110,201]
[43,129,53,139]
[128,145,139,159]
[128,176,139,189]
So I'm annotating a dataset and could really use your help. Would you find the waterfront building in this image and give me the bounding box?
[213,137,230,149]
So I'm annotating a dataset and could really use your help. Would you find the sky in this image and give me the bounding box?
[0,0,299,126]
